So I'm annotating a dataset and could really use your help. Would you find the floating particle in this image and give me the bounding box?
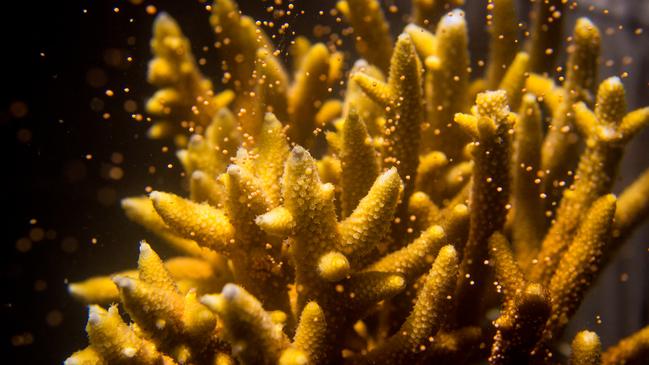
[15,238,32,253]
[16,129,32,143]
[108,166,124,180]
[64,160,87,183]
[61,236,79,253]
[29,227,45,242]
[61,237,79,253]
[46,310,63,327]
[90,97,104,111]
[86,68,107,88]
[103,48,125,67]
[45,230,57,240]
[110,152,124,164]
[11,333,34,347]
[9,101,28,118]
[34,280,47,291]
[123,100,137,113]
[619,273,629,282]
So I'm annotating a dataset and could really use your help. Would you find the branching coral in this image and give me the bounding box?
[66,1,649,365]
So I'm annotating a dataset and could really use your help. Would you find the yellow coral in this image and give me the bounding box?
[531,78,649,285]
[510,94,545,265]
[544,194,616,340]
[357,245,459,364]
[425,9,470,158]
[338,110,380,217]
[485,0,519,89]
[337,0,393,72]
[145,13,233,140]
[522,18,601,213]
[526,0,566,74]
[489,283,551,365]
[570,331,602,365]
[65,2,649,365]
[453,90,514,325]
[353,32,424,235]
[602,325,649,365]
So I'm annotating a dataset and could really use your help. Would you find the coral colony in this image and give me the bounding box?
[66,0,649,364]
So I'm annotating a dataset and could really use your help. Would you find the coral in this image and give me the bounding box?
[337,0,393,72]
[65,1,649,365]
[570,331,602,365]
[602,325,649,365]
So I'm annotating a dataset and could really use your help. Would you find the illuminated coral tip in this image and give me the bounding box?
[191,170,207,180]
[440,9,467,27]
[226,164,241,177]
[139,240,152,253]
[148,190,162,202]
[199,293,221,310]
[113,275,136,291]
[221,283,241,300]
[291,145,307,158]
[579,331,600,345]
[87,305,103,325]
[353,58,369,69]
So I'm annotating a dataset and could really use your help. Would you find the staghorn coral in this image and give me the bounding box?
[65,1,649,365]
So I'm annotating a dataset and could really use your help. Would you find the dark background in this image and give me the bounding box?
[2,0,648,363]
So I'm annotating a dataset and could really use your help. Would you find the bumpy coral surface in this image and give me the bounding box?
[66,1,649,364]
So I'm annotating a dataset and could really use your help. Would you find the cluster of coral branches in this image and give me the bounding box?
[66,0,649,364]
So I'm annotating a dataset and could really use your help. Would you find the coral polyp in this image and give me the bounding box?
[65,1,649,364]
